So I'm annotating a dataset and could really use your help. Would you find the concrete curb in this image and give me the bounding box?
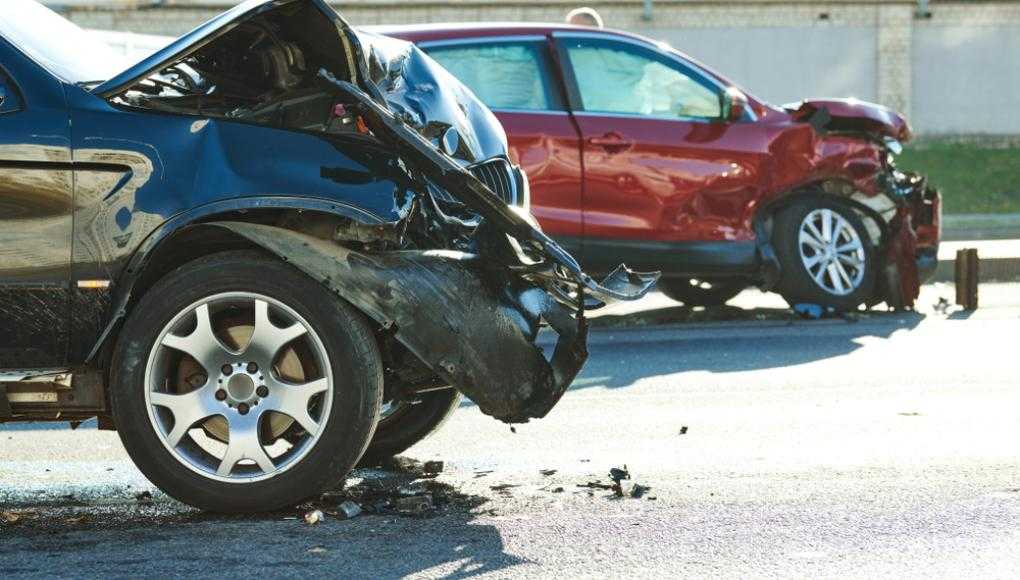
[943,214,1020,241]
[934,240,1020,282]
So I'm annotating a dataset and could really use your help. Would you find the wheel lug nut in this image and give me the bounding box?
[222,364,233,376]
[256,385,269,398]
[247,362,259,374]
[215,389,227,401]
[237,403,250,415]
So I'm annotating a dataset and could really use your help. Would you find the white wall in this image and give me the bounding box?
[644,26,878,108]
[913,25,1020,135]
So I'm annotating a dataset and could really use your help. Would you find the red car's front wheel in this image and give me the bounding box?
[772,197,877,310]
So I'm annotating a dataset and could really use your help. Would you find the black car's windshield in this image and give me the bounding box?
[0,0,130,84]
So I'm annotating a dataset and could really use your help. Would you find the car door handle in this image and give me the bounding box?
[588,133,633,153]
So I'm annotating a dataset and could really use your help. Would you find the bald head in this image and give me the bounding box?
[566,7,604,28]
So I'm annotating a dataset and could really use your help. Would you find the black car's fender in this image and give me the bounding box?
[208,221,587,423]
[84,196,385,363]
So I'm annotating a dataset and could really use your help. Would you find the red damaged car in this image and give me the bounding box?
[377,24,941,310]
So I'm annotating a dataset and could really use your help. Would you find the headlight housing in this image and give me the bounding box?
[883,136,903,155]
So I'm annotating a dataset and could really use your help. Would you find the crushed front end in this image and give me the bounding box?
[218,67,659,422]
[783,99,942,309]
[91,0,657,422]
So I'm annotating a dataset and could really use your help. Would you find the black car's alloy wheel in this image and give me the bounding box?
[110,251,382,513]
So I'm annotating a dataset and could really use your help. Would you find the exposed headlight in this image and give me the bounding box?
[884,137,903,155]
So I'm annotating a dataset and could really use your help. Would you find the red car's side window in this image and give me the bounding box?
[565,42,721,120]
[423,40,564,112]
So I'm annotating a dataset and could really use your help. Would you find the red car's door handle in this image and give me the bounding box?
[588,133,633,152]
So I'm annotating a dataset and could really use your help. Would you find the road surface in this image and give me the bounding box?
[2,284,1019,578]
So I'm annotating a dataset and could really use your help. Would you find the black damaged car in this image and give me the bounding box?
[0,0,655,512]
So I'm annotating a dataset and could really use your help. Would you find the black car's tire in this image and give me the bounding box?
[358,389,461,467]
[659,278,746,307]
[109,250,383,513]
[772,197,877,311]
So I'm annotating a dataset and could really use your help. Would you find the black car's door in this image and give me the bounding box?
[0,41,73,368]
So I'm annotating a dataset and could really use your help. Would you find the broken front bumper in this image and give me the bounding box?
[214,222,654,423]
[883,171,942,306]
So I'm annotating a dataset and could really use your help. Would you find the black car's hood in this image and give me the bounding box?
[354,29,508,164]
[90,0,505,164]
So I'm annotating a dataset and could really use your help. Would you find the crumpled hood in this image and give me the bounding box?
[354,29,508,164]
[785,98,913,142]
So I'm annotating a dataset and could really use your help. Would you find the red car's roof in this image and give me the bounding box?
[365,22,765,111]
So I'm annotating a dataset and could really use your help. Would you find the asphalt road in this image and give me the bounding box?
[2,284,1020,578]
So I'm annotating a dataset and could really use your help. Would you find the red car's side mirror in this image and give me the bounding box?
[723,88,749,122]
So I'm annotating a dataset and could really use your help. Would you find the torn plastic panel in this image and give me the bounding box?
[211,221,585,423]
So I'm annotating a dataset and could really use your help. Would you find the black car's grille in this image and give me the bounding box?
[469,158,517,205]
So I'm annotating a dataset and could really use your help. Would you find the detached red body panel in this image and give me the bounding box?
[377,23,941,307]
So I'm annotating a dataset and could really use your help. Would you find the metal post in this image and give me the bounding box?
[642,0,654,21]
[955,248,980,310]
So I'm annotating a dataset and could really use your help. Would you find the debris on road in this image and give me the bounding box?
[394,494,434,516]
[609,466,631,497]
[307,547,328,555]
[630,484,652,499]
[577,466,652,500]
[1,511,24,524]
[304,510,325,525]
[134,491,153,504]
[308,459,480,520]
[934,296,951,314]
[337,501,362,520]
[489,483,521,496]
[794,303,835,320]
[679,426,689,435]
[540,469,558,476]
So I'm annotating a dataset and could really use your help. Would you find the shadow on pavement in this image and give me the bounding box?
[0,460,524,578]
[570,306,925,392]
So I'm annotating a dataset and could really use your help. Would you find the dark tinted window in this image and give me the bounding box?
[425,41,562,112]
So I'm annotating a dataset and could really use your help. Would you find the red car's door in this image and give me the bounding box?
[554,33,769,272]
[422,37,584,247]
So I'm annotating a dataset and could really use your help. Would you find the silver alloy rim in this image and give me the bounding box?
[797,208,866,296]
[144,292,333,483]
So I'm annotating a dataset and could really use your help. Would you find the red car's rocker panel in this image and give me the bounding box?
[377,24,941,310]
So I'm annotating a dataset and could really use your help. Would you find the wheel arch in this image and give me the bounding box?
[87,197,386,365]
[752,181,891,290]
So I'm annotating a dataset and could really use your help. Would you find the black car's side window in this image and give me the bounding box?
[563,38,722,121]
[0,70,23,114]
[424,41,564,112]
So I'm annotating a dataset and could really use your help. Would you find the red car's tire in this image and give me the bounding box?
[659,278,746,307]
[772,197,877,311]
